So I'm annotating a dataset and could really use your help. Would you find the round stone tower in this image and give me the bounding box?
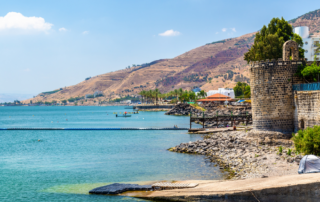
[249,40,303,133]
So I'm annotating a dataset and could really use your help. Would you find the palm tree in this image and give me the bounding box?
[154,89,161,105]
[198,90,207,99]
[148,90,153,104]
[139,90,147,104]
[173,89,179,104]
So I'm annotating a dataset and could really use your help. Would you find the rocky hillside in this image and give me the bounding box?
[23,9,320,104]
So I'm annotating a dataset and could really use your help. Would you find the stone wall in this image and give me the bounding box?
[249,59,303,133]
[294,90,320,131]
[249,40,307,133]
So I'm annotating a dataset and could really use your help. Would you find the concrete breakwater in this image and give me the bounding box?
[136,174,320,202]
[0,127,189,130]
[169,130,301,179]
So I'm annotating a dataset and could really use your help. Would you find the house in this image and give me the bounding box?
[197,93,234,104]
[294,26,320,61]
[94,91,103,97]
[120,100,131,104]
[207,88,235,99]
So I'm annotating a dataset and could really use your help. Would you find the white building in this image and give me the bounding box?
[294,26,320,61]
[120,100,131,104]
[206,88,235,99]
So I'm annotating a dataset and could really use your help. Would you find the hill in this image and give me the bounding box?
[23,9,320,104]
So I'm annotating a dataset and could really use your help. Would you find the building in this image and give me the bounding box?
[249,40,310,133]
[197,93,234,104]
[294,26,320,61]
[120,100,131,104]
[94,91,103,97]
[207,88,235,99]
[192,87,201,93]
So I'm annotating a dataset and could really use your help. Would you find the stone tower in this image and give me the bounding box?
[249,40,303,133]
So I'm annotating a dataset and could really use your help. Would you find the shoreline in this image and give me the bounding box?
[169,130,300,180]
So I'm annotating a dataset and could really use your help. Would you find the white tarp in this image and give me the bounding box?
[207,88,235,99]
[298,155,320,174]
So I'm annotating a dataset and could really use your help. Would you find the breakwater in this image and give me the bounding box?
[0,127,189,130]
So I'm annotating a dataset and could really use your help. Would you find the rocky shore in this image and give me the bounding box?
[165,103,202,115]
[169,130,301,179]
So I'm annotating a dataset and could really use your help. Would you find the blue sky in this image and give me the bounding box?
[0,0,319,97]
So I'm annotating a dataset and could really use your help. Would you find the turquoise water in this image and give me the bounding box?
[0,106,225,201]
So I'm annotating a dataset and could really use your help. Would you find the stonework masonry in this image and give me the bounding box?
[250,40,304,133]
[294,91,320,131]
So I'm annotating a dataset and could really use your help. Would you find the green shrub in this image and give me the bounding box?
[287,148,292,156]
[279,146,283,153]
[292,126,320,155]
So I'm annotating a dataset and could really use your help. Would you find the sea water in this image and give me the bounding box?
[0,106,225,201]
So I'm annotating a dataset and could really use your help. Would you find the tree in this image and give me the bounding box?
[244,17,304,63]
[300,55,320,82]
[189,91,196,102]
[244,86,251,98]
[154,89,161,105]
[292,125,320,155]
[61,100,67,105]
[173,89,179,103]
[233,82,248,97]
[198,90,207,98]
[139,90,146,104]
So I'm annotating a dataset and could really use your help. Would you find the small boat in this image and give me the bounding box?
[116,114,131,117]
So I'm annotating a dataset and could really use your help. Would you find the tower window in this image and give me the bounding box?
[305,42,308,45]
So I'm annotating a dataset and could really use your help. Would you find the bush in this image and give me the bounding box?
[292,126,320,155]
[287,148,292,156]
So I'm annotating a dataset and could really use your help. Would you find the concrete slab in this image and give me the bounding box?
[133,173,320,201]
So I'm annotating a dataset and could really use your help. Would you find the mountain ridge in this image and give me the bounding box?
[23,9,320,104]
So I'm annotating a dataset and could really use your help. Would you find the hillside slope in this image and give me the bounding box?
[24,9,320,104]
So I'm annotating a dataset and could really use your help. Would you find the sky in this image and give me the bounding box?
[0,0,319,99]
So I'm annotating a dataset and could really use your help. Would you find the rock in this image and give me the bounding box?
[89,183,153,195]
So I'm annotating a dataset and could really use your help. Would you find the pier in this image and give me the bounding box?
[0,127,189,130]
[190,112,252,129]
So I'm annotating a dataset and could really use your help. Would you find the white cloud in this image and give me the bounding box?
[82,31,89,35]
[222,28,227,32]
[59,27,67,32]
[23,68,30,72]
[216,32,219,34]
[231,28,236,32]
[0,12,53,32]
[159,29,180,36]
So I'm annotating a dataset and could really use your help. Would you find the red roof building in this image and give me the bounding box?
[197,93,234,103]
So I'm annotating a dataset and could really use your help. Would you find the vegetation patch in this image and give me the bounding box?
[292,125,320,155]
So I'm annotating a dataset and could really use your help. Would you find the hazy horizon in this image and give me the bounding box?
[1,0,319,96]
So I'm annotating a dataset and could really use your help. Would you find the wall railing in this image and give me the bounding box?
[293,82,320,91]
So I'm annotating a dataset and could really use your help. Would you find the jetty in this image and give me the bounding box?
[133,174,320,201]
[0,127,189,130]
[190,112,252,129]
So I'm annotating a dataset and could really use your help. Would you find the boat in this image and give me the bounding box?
[116,114,131,117]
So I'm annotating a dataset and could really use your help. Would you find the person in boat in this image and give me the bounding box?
[116,114,118,117]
